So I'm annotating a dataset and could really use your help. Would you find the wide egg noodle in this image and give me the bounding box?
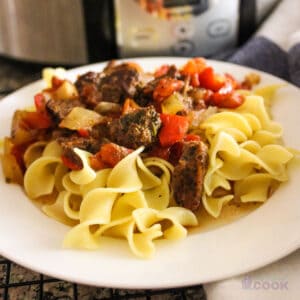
[111,191,148,220]
[42,140,63,157]
[138,157,173,210]
[136,156,161,190]
[106,147,144,192]
[42,191,78,226]
[200,93,294,218]
[235,95,283,139]
[62,173,82,195]
[144,174,170,210]
[202,194,234,218]
[201,111,254,140]
[132,207,198,240]
[54,164,69,192]
[23,141,47,168]
[63,191,82,220]
[142,157,174,183]
[79,189,118,224]
[24,156,62,199]
[61,146,199,257]
[63,220,103,250]
[69,148,96,185]
[80,168,112,196]
[234,173,276,203]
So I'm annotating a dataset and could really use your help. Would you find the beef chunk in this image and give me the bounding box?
[100,63,140,102]
[57,135,102,169]
[171,141,208,211]
[46,99,83,123]
[75,63,140,108]
[109,106,161,149]
[135,77,160,106]
[75,72,103,108]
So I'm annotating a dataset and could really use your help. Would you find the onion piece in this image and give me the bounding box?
[94,102,122,115]
[59,107,104,131]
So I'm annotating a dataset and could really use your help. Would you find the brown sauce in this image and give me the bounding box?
[190,201,262,234]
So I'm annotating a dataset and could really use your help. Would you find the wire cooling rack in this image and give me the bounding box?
[0,255,206,300]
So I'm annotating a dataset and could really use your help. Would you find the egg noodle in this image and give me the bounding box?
[1,65,295,258]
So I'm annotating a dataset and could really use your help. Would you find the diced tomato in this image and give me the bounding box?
[89,155,109,171]
[90,143,133,170]
[159,114,189,147]
[154,64,171,78]
[122,98,140,115]
[198,67,225,92]
[77,128,90,137]
[181,57,206,76]
[211,91,245,108]
[61,155,82,171]
[34,93,46,113]
[22,111,52,129]
[153,78,184,103]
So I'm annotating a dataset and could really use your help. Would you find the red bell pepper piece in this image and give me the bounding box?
[181,57,206,76]
[159,114,189,147]
[198,67,225,92]
[153,78,184,103]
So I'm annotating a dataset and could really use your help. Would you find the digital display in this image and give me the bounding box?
[164,0,200,8]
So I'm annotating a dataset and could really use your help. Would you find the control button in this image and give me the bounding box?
[172,40,195,55]
[207,19,231,38]
[172,22,194,39]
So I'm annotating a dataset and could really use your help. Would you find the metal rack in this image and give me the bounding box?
[0,255,206,299]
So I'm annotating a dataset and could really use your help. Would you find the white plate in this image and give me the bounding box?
[0,57,300,289]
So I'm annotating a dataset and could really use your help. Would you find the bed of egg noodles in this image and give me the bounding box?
[20,72,294,258]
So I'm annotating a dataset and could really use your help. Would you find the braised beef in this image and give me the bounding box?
[46,99,83,123]
[135,77,160,106]
[172,141,208,211]
[75,64,140,108]
[109,106,161,149]
[57,135,102,169]
[75,72,103,108]
[90,123,110,141]
[100,63,139,103]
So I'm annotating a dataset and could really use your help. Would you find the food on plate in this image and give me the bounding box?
[0,58,295,258]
